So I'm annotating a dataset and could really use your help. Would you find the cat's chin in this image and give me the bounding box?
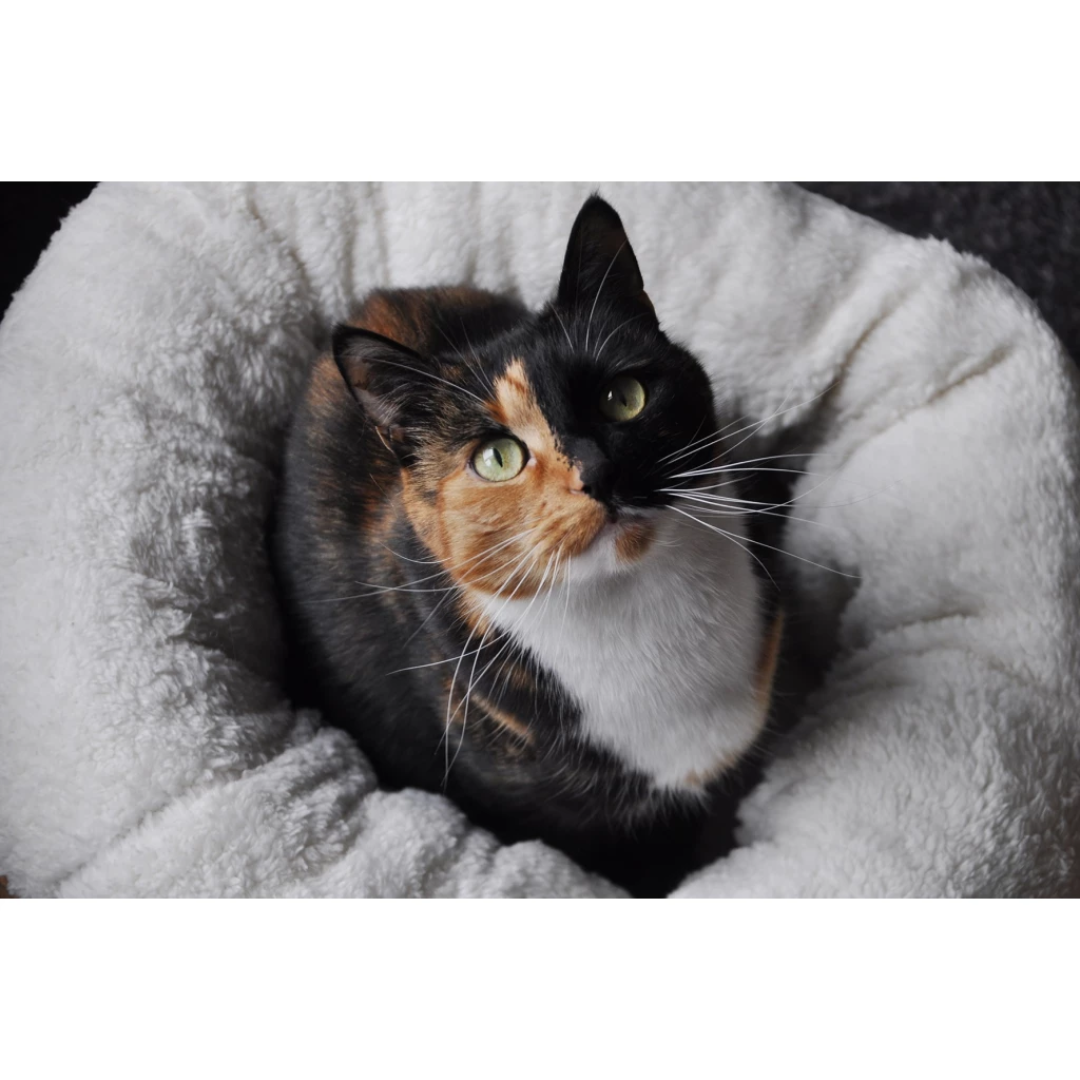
[563,510,660,582]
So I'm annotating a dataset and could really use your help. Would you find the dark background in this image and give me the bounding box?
[2,183,1078,362]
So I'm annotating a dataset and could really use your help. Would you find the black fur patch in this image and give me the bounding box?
[273,197,774,896]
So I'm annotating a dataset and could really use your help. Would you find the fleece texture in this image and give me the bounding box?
[1,182,1078,898]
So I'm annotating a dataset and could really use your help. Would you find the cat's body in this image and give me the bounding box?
[274,198,781,894]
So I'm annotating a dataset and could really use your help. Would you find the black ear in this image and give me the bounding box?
[331,324,432,449]
[556,195,656,321]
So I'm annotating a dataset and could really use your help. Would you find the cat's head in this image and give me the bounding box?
[333,195,722,598]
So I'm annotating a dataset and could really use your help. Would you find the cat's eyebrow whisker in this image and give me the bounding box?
[550,306,576,353]
[584,240,627,353]
[594,312,647,361]
[456,317,500,398]
[432,318,497,398]
[365,356,488,405]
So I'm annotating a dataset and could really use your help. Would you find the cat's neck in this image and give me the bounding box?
[478,511,769,791]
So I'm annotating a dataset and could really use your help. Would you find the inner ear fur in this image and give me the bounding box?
[331,324,432,443]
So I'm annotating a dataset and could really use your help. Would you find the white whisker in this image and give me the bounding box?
[671,505,859,581]
[585,241,627,353]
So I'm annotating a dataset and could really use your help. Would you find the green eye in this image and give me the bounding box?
[472,437,526,482]
[599,376,646,421]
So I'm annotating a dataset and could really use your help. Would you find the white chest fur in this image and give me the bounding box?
[480,511,766,791]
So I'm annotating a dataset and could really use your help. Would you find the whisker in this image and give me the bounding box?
[671,505,859,580]
[317,528,541,603]
[661,381,837,474]
[550,306,576,353]
[669,506,777,588]
[448,548,542,778]
[663,492,842,533]
[364,356,487,405]
[722,381,840,462]
[657,406,770,467]
[594,312,647,361]
[442,545,537,782]
[585,241,627,353]
[379,518,545,568]
[666,453,814,481]
[431,317,497,398]
[466,547,559,722]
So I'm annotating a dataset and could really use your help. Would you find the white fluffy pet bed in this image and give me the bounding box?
[2,182,1079,898]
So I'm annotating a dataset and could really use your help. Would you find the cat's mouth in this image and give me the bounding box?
[579,508,658,566]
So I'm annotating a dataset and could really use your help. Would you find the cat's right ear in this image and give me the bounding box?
[556,195,656,323]
[332,325,428,452]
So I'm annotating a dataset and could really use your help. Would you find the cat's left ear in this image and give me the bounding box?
[556,195,656,323]
[331,325,432,456]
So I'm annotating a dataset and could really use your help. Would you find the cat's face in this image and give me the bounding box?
[334,197,720,599]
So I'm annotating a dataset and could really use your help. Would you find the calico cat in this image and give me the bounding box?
[273,195,783,895]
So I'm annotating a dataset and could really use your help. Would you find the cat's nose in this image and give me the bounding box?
[569,440,615,504]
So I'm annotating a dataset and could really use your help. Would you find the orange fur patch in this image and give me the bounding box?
[615,519,655,564]
[351,287,515,355]
[754,609,784,714]
[683,609,784,790]
[471,690,535,744]
[307,351,347,423]
[403,358,606,600]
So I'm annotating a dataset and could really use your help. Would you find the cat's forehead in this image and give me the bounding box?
[478,347,605,437]
[484,317,653,391]
[484,356,570,462]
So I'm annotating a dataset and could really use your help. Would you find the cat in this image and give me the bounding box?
[273,195,784,896]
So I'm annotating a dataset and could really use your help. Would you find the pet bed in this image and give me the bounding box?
[2,181,1079,897]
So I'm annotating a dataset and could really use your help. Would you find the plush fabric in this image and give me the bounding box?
[803,182,1080,364]
[1,181,1078,898]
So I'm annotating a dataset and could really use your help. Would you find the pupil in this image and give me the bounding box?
[493,447,503,468]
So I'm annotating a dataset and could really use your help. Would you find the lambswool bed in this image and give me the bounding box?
[2,182,1079,898]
